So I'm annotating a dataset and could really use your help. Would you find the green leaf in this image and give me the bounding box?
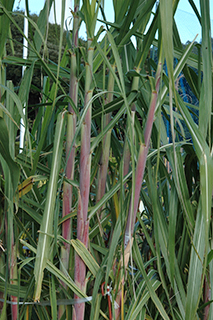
[0,0,15,58]
[207,250,213,267]
[21,240,89,300]
[34,111,67,302]
[168,186,178,287]
[198,0,212,137]
[185,201,205,319]
[127,272,161,320]
[133,240,170,320]
[160,0,174,82]
[0,117,19,193]
[50,277,57,320]
[71,239,100,276]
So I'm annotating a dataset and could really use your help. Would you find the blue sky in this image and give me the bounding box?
[14,0,213,44]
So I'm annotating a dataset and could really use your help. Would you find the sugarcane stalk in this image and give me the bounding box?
[0,58,5,320]
[96,65,115,221]
[124,89,158,243]
[73,37,94,320]
[10,243,18,320]
[115,63,161,319]
[59,2,79,318]
[112,69,139,319]
[61,0,79,276]
[3,167,18,320]
[125,62,161,247]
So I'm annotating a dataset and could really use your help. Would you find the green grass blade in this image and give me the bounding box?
[71,239,99,277]
[133,240,170,320]
[20,239,88,300]
[156,36,197,112]
[89,171,132,220]
[0,117,19,193]
[0,0,14,58]
[28,0,54,56]
[128,280,161,320]
[92,293,102,320]
[34,111,67,302]
[198,0,212,138]
[107,31,125,93]
[160,0,174,83]
[104,217,122,290]
[50,277,57,320]
[185,201,205,319]
[168,185,178,287]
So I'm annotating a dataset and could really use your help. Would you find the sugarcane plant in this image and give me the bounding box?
[0,0,213,319]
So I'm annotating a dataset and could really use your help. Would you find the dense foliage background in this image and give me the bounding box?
[0,0,213,320]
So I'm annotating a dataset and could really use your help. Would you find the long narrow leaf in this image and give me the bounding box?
[34,111,67,302]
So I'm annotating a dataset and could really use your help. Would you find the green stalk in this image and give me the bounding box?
[73,37,94,320]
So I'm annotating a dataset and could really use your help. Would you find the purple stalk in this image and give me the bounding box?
[125,89,158,246]
[124,62,161,246]
[115,91,157,318]
[73,38,94,320]
[96,67,115,218]
[203,275,210,320]
[115,63,161,319]
[10,243,18,320]
[59,2,79,317]
[4,179,18,320]
[5,214,18,320]
[0,215,5,316]
[73,192,89,320]
[61,114,76,267]
[61,0,79,272]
